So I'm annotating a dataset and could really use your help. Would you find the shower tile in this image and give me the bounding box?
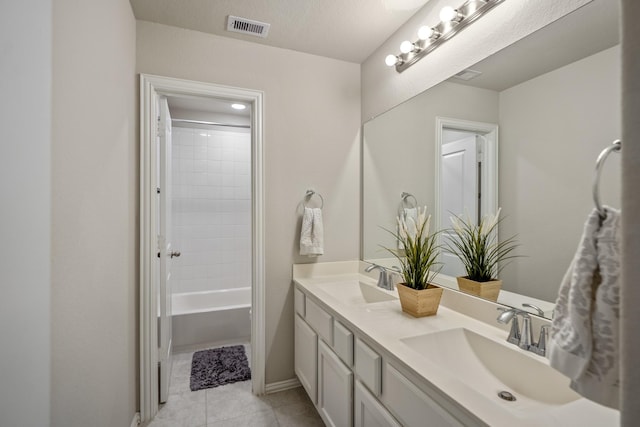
[208,147,222,161]
[194,159,207,173]
[192,172,207,186]
[221,174,234,187]
[194,144,207,159]
[181,146,195,160]
[234,187,250,200]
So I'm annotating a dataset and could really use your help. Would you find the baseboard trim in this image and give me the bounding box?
[264,377,301,394]
[130,412,141,427]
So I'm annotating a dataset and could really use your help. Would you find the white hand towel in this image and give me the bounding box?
[548,207,620,409]
[398,207,418,249]
[300,207,324,257]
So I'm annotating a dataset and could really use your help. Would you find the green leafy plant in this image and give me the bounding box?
[446,208,519,282]
[382,206,441,290]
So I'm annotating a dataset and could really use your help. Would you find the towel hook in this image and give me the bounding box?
[592,139,621,217]
[304,189,324,209]
[401,192,418,207]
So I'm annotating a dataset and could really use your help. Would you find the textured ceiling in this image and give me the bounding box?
[129,0,431,63]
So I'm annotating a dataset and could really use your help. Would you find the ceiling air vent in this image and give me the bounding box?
[452,69,483,81]
[227,16,270,38]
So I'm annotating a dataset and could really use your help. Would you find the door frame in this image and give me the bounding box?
[139,74,266,422]
[434,117,499,253]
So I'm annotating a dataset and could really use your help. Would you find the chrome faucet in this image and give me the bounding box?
[522,303,545,316]
[531,325,550,356]
[364,264,395,291]
[496,308,522,345]
[496,308,550,356]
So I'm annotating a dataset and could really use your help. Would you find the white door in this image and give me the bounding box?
[440,134,478,277]
[158,96,175,403]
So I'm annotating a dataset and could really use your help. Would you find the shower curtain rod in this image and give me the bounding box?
[171,118,250,129]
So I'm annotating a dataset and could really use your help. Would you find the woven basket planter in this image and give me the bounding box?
[456,276,502,302]
[396,283,444,317]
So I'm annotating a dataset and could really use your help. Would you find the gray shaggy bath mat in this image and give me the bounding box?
[190,345,251,391]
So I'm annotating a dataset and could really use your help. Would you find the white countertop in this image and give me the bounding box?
[293,261,619,427]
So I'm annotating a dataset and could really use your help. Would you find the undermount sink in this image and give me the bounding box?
[319,280,398,306]
[401,328,580,405]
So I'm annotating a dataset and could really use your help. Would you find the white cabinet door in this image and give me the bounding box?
[354,380,400,427]
[383,364,464,427]
[318,340,354,427]
[295,314,318,403]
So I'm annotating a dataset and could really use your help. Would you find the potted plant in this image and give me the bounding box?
[383,206,443,317]
[445,208,519,301]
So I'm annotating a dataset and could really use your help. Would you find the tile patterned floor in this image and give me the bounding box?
[147,343,325,427]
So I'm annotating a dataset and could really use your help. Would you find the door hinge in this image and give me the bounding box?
[157,116,165,137]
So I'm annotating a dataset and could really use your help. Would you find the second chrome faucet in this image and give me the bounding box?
[497,308,549,356]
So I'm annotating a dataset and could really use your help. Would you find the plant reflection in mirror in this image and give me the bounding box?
[446,208,521,282]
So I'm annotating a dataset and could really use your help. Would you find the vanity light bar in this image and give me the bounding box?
[388,0,505,73]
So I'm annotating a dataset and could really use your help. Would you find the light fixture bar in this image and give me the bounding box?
[394,0,505,73]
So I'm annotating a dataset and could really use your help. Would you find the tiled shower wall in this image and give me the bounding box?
[171,126,251,294]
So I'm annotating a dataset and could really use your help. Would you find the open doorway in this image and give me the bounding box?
[434,117,498,276]
[139,75,265,423]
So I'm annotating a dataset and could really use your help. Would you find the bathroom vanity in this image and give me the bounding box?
[293,261,619,427]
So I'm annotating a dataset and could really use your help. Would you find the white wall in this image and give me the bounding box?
[172,126,252,294]
[136,21,361,384]
[52,1,137,426]
[361,0,592,120]
[362,82,499,259]
[0,2,52,426]
[498,46,621,301]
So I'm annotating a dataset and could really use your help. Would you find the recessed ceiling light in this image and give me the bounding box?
[231,103,246,110]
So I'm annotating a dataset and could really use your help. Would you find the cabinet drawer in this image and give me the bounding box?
[355,338,382,396]
[306,298,333,345]
[294,287,305,317]
[383,364,463,427]
[333,321,354,367]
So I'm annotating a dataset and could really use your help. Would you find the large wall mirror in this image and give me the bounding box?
[362,0,621,318]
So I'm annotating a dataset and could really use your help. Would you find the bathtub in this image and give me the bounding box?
[171,287,251,349]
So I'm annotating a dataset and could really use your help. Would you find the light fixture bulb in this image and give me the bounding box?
[231,103,246,110]
[400,40,415,54]
[439,6,460,22]
[417,26,434,41]
[385,54,399,67]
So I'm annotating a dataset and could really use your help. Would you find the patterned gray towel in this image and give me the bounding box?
[548,207,620,409]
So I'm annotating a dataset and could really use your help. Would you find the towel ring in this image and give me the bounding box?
[304,189,324,209]
[592,139,621,217]
[398,192,418,217]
